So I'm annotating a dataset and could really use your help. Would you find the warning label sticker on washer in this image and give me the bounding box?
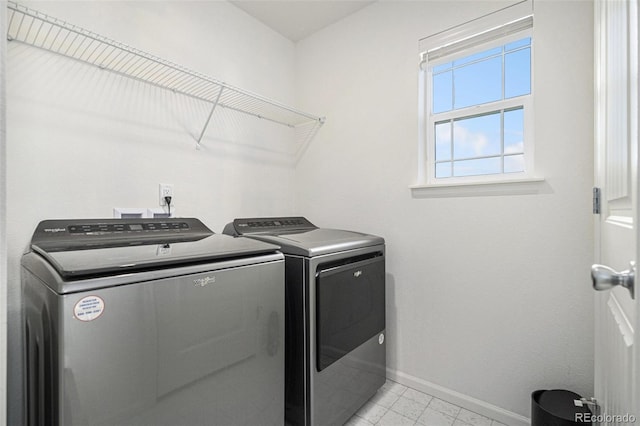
[73,296,105,322]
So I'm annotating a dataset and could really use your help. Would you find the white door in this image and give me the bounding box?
[593,0,640,423]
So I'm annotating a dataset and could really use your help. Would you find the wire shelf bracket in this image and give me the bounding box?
[6,1,325,153]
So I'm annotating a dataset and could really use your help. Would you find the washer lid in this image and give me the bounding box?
[28,218,280,279]
[225,217,383,257]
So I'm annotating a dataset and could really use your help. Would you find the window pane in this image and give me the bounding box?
[433,62,452,73]
[453,112,501,159]
[454,56,502,109]
[504,154,525,173]
[433,70,453,113]
[505,37,531,52]
[504,108,524,154]
[435,162,452,178]
[453,46,502,67]
[505,48,531,98]
[428,33,533,182]
[453,157,501,177]
[435,121,451,161]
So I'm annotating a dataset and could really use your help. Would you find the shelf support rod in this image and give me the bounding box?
[196,86,224,148]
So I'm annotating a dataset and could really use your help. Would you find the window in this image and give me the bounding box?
[432,37,531,178]
[416,2,536,187]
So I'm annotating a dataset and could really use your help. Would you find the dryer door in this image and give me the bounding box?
[315,253,385,371]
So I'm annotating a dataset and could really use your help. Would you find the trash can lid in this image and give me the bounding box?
[534,390,591,420]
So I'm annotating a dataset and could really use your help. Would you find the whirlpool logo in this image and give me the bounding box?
[194,276,216,287]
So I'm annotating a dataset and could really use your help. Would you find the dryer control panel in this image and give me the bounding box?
[225,217,316,235]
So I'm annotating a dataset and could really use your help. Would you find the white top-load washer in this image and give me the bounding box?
[21,218,285,426]
[224,217,386,426]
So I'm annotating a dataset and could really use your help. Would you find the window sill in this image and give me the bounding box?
[409,176,547,198]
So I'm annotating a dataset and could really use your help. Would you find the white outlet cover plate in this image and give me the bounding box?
[159,184,174,206]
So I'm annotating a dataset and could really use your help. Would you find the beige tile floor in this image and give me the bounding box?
[346,380,509,426]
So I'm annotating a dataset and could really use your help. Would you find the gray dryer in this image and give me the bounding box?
[224,217,386,426]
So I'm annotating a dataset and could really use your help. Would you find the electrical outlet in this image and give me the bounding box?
[159,184,174,206]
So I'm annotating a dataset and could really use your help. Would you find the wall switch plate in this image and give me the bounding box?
[159,184,174,206]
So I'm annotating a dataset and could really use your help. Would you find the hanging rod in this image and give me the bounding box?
[6,1,325,148]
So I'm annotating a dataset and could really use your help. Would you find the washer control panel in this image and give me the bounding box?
[67,222,190,234]
[31,218,212,251]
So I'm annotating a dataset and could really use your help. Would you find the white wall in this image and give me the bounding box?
[5,2,296,423]
[294,0,594,421]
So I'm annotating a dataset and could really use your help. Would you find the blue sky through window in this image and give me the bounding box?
[432,37,530,178]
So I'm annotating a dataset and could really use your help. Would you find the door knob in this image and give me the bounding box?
[591,262,635,299]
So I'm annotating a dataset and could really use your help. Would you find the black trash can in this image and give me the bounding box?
[531,390,592,425]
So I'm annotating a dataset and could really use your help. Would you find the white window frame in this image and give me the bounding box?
[414,1,542,191]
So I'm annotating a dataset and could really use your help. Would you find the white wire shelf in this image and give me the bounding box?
[6,1,325,151]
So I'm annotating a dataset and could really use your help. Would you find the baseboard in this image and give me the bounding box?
[386,369,531,426]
